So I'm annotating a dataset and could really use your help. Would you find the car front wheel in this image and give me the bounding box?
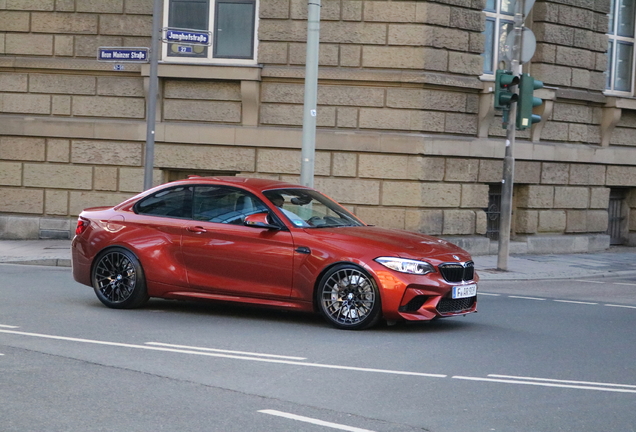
[92,248,149,309]
[316,264,381,330]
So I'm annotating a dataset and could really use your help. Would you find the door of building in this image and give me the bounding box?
[607,188,627,245]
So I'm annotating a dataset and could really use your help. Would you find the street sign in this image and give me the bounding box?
[176,46,193,54]
[504,27,536,64]
[97,47,149,62]
[162,28,211,46]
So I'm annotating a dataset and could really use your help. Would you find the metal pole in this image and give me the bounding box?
[497,0,524,271]
[300,0,321,188]
[143,0,162,191]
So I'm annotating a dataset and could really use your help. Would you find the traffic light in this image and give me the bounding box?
[494,69,519,110]
[516,73,543,130]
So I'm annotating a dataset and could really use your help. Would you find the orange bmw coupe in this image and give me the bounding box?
[72,177,478,329]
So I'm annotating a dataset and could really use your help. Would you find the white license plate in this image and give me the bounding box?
[452,283,477,299]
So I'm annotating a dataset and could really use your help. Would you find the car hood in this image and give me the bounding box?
[301,226,472,263]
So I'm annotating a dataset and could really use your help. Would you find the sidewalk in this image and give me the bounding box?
[474,248,636,280]
[2,239,636,281]
[0,239,72,268]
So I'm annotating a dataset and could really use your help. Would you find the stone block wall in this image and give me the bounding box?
[258,0,484,135]
[258,81,480,134]
[260,0,484,72]
[0,72,145,119]
[0,129,627,245]
[0,1,149,121]
[0,135,160,220]
[0,1,152,57]
[514,162,612,236]
[163,80,242,124]
[539,102,603,145]
[0,0,630,248]
[612,110,636,147]
[532,0,608,93]
[521,0,609,145]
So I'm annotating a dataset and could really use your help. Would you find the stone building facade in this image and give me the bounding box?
[1,0,636,254]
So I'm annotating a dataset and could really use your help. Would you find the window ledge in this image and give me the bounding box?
[555,88,606,104]
[140,63,262,81]
[605,96,636,110]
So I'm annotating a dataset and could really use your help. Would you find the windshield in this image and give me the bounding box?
[262,189,365,228]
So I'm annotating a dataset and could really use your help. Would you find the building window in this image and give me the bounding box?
[163,0,258,65]
[482,0,514,75]
[607,0,635,93]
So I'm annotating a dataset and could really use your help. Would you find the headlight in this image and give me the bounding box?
[374,257,435,275]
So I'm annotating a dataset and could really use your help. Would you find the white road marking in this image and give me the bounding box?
[574,279,636,287]
[146,342,307,360]
[0,329,446,379]
[488,374,636,389]
[2,329,634,395]
[452,376,636,394]
[486,296,636,309]
[508,296,546,301]
[605,304,636,309]
[478,292,501,296]
[258,410,375,432]
[0,325,19,329]
[553,300,598,305]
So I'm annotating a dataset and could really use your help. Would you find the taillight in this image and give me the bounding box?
[75,218,89,235]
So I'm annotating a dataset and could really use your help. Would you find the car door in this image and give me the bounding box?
[127,184,193,291]
[181,185,295,298]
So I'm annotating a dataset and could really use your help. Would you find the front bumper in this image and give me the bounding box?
[395,287,477,321]
[373,266,478,321]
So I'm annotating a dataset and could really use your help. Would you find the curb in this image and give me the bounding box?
[0,259,71,267]
[477,269,636,281]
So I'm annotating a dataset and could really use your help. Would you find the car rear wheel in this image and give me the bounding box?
[92,248,149,309]
[316,264,381,330]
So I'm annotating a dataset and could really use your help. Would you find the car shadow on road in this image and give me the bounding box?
[149,299,481,333]
[82,297,479,333]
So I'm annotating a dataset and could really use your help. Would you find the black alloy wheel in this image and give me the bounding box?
[316,264,381,330]
[92,247,149,309]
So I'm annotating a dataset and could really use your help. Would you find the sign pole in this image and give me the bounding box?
[497,0,524,271]
[143,0,163,191]
[300,0,321,188]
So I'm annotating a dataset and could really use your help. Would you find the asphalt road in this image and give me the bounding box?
[1,264,635,432]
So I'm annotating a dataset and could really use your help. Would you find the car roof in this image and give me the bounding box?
[112,176,311,211]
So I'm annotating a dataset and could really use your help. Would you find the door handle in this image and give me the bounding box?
[186,226,207,233]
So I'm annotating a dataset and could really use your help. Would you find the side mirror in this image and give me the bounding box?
[244,212,280,230]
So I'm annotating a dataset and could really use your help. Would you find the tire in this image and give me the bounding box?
[316,264,382,330]
[92,247,149,309]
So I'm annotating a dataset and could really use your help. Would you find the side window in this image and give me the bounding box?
[193,186,268,224]
[164,0,257,64]
[607,0,635,94]
[482,0,514,75]
[135,186,194,218]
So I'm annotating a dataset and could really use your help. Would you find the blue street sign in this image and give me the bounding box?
[97,47,149,62]
[163,28,211,46]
